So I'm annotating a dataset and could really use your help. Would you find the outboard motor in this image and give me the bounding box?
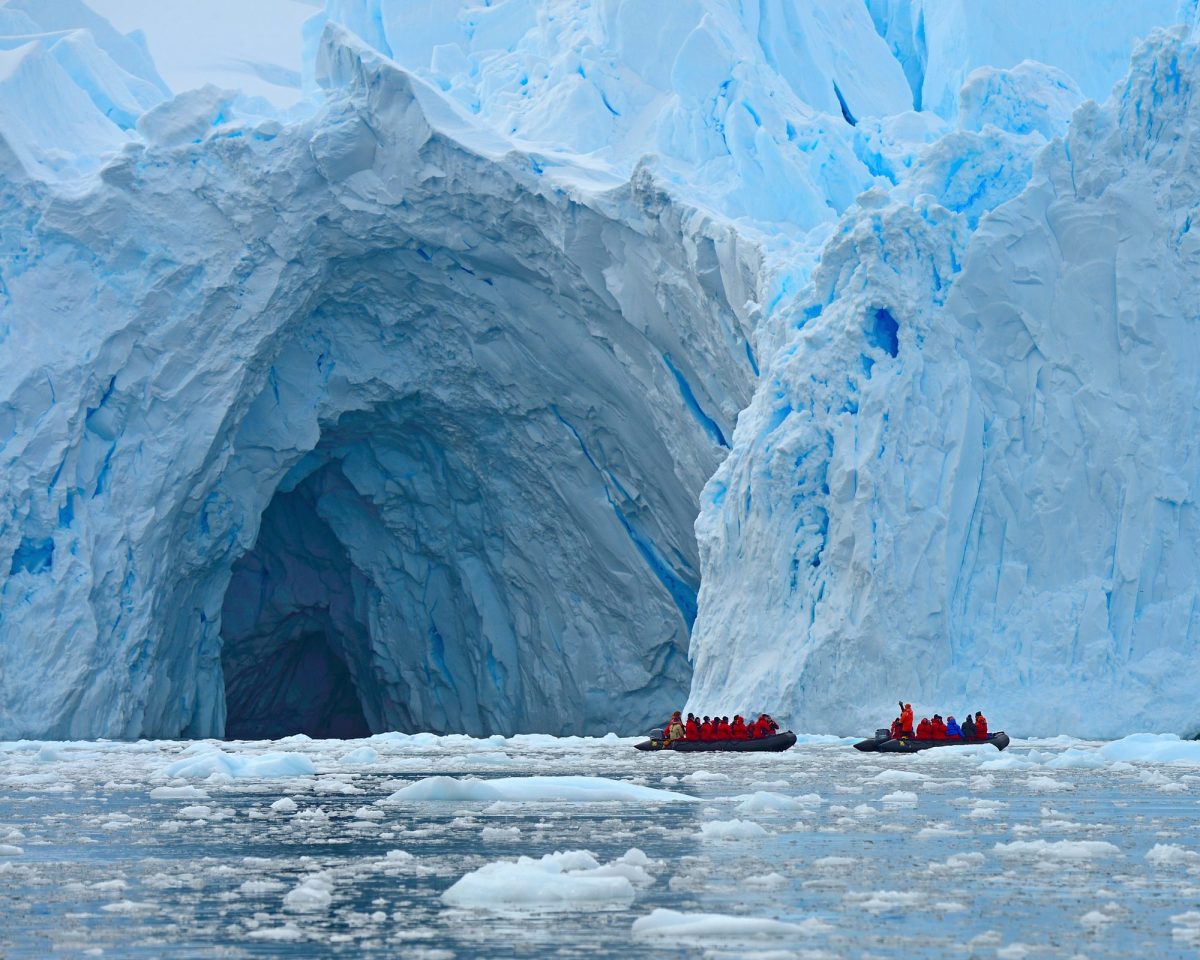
[875,728,891,741]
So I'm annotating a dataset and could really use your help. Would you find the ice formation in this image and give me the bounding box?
[0,0,1195,740]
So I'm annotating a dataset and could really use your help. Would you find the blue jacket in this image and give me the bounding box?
[945,718,962,737]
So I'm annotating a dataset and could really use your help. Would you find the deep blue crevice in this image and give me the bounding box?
[832,81,857,126]
[11,535,53,575]
[662,354,728,447]
[866,307,899,358]
[744,340,760,376]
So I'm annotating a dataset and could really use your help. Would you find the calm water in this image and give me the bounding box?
[2,734,1199,958]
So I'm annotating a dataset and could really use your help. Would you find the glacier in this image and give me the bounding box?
[0,0,1195,740]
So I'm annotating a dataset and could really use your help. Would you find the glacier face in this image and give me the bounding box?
[0,0,1196,739]
[690,26,1200,739]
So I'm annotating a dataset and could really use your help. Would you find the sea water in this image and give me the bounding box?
[2,733,1198,957]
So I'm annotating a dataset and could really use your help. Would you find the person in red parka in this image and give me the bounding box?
[700,716,713,740]
[890,717,904,740]
[684,714,700,740]
[731,715,747,738]
[929,715,947,739]
[916,717,932,739]
[899,702,914,738]
[974,711,988,740]
[719,716,732,739]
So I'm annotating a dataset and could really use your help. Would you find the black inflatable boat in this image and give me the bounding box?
[853,729,1010,753]
[635,731,797,752]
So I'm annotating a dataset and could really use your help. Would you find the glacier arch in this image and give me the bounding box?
[0,28,759,740]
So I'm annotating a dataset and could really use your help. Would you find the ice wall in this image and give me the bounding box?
[690,26,1200,738]
[0,22,760,740]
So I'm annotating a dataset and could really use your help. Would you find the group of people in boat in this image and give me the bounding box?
[890,701,989,741]
[663,711,779,742]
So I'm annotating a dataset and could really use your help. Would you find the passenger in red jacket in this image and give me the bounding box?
[731,715,747,738]
[719,717,732,739]
[929,715,947,739]
[974,711,988,740]
[684,714,700,740]
[889,717,904,740]
[916,717,932,739]
[700,717,712,740]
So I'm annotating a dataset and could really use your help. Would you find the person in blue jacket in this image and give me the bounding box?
[945,715,962,738]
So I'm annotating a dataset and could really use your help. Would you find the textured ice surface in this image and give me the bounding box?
[690,25,1200,738]
[2,733,1200,957]
[1,0,1198,741]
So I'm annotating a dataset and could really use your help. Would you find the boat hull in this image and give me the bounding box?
[852,731,1010,753]
[635,731,797,752]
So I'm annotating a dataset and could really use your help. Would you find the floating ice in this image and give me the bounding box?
[441,849,641,910]
[631,908,828,940]
[1099,735,1200,765]
[697,818,769,840]
[383,775,697,804]
[163,751,316,780]
[283,871,335,912]
[994,840,1122,860]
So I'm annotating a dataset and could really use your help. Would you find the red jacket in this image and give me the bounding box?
[929,718,947,739]
[916,719,931,738]
[731,718,747,738]
[685,719,700,740]
[975,716,988,739]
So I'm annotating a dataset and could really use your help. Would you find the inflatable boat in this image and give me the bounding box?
[852,729,1009,753]
[635,731,797,752]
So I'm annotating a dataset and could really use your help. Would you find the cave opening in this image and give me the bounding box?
[219,459,376,740]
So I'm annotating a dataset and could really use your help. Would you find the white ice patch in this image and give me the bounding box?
[383,775,696,804]
[163,750,315,780]
[994,840,1121,860]
[283,872,334,912]
[148,784,209,800]
[339,746,379,765]
[631,908,828,940]
[1146,843,1200,865]
[680,770,730,784]
[697,818,770,840]
[1100,734,1200,765]
[734,791,814,813]
[441,849,642,910]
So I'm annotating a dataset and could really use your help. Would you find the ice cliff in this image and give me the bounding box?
[0,0,1194,739]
